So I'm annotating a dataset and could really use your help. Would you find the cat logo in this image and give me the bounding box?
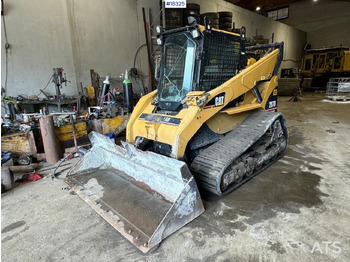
[203,92,226,109]
[215,95,225,106]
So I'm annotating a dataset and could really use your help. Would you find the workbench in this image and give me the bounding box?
[17,99,77,113]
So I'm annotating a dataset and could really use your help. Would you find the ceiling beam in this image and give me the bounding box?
[225,0,304,10]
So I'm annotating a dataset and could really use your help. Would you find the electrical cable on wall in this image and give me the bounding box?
[132,44,148,95]
[2,0,9,97]
[37,76,53,97]
[133,44,147,69]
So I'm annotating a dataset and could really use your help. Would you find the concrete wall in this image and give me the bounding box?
[1,0,159,99]
[1,0,305,102]
[190,0,306,69]
[1,1,76,97]
[274,0,350,48]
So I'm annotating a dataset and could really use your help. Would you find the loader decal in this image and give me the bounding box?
[139,113,181,126]
[265,88,278,112]
[204,93,226,109]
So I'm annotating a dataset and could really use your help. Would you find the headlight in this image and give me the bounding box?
[191,29,200,38]
[156,25,163,35]
[156,38,163,45]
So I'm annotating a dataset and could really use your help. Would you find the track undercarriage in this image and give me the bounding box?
[191,110,288,196]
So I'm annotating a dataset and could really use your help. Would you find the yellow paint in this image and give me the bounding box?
[240,50,278,90]
[206,111,251,134]
[198,24,241,37]
[185,92,209,107]
[91,115,129,134]
[1,131,35,156]
[221,103,261,115]
[344,51,350,71]
[55,122,87,142]
[301,48,350,75]
[127,47,280,159]
[86,86,96,106]
[247,58,256,67]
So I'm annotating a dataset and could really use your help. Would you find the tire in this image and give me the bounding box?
[201,16,219,26]
[219,22,232,28]
[184,10,200,16]
[219,11,233,17]
[165,10,184,19]
[166,16,183,25]
[186,3,200,11]
[203,20,219,26]
[1,167,14,193]
[219,16,232,23]
[220,27,232,32]
[166,23,182,29]
[201,12,219,19]
[18,155,32,165]
[207,18,219,25]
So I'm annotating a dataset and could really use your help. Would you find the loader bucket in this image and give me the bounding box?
[65,132,205,253]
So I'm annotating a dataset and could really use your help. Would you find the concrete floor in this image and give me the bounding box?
[1,93,350,261]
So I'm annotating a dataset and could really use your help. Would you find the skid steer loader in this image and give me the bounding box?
[66,18,288,253]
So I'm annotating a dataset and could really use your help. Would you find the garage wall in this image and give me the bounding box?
[276,0,350,49]
[1,0,159,99]
[1,1,76,97]
[1,0,305,101]
[189,0,306,69]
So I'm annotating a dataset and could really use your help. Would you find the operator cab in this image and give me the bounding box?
[158,33,197,111]
[156,18,246,112]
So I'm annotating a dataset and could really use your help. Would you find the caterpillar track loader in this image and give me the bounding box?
[66,19,288,253]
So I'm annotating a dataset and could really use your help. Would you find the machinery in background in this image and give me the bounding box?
[278,68,302,97]
[86,74,133,136]
[87,76,119,119]
[66,18,288,253]
[52,68,68,100]
[88,74,133,120]
[300,46,350,90]
[325,77,350,101]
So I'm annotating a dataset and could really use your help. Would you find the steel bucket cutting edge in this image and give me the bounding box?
[65,132,205,253]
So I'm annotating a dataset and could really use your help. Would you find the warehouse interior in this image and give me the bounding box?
[1,0,350,261]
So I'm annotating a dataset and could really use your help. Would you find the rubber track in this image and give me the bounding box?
[190,110,288,195]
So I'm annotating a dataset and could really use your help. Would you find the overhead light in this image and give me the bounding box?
[256,7,261,11]
[313,0,318,2]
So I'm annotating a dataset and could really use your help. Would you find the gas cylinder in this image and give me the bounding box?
[123,70,133,112]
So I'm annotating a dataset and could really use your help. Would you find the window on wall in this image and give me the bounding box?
[268,6,289,20]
